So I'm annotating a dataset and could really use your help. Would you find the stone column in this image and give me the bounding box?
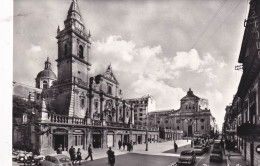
[102,129,108,148]
[123,100,126,124]
[116,99,119,122]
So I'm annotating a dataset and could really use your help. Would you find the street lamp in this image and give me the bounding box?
[141,94,153,151]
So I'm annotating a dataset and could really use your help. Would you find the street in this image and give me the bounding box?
[12,140,246,166]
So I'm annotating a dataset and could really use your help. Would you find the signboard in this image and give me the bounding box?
[256,144,260,155]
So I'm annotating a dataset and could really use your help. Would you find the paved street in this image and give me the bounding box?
[12,140,247,166]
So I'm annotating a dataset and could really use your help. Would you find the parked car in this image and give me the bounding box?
[39,154,73,166]
[177,150,196,166]
[210,149,223,162]
[194,145,206,155]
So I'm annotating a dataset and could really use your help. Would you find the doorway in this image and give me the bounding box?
[250,143,254,166]
[123,135,129,143]
[93,134,101,148]
[53,135,68,151]
[188,125,192,136]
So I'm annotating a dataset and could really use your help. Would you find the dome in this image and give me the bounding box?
[36,69,57,80]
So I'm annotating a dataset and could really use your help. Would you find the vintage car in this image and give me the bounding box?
[177,150,196,166]
[210,149,223,162]
[194,145,206,155]
[39,154,73,166]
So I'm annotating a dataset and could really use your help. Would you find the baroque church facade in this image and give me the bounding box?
[13,0,158,155]
[148,89,215,140]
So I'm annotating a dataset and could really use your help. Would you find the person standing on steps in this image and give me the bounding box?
[69,146,73,160]
[76,148,82,165]
[85,144,93,161]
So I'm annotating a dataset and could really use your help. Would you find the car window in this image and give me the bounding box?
[51,157,59,163]
[59,157,71,163]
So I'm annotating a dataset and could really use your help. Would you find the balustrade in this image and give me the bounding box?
[49,114,86,125]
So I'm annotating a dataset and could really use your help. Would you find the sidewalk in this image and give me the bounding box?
[226,155,248,166]
[224,149,242,156]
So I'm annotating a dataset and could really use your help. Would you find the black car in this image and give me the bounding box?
[210,149,223,162]
[177,150,196,166]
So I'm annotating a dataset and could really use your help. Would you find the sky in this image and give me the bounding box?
[13,0,249,130]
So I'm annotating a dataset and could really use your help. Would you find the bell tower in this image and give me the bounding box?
[56,0,91,84]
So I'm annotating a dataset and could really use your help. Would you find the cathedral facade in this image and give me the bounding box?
[148,89,214,140]
[13,0,158,155]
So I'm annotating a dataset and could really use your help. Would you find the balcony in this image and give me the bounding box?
[107,122,130,128]
[49,114,86,125]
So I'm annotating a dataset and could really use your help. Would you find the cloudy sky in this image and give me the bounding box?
[13,0,249,129]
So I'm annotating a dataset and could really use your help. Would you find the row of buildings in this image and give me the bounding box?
[13,0,216,155]
[222,0,260,166]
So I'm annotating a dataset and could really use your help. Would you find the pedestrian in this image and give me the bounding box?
[69,146,73,160]
[131,141,133,151]
[191,139,194,148]
[85,144,93,161]
[107,147,113,164]
[123,141,126,150]
[71,148,76,164]
[57,144,63,154]
[118,140,122,150]
[174,142,178,153]
[76,148,82,165]
[127,142,131,152]
[109,151,115,166]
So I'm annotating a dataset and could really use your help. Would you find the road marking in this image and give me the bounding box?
[195,153,206,166]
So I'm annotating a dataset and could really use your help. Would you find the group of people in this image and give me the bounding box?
[68,146,82,165]
[118,140,134,152]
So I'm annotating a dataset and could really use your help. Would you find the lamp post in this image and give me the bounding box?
[142,94,153,151]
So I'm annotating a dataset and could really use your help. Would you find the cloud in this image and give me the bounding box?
[28,44,42,53]
[90,35,228,110]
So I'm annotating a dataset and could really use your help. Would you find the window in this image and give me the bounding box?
[79,45,84,59]
[201,126,204,130]
[43,80,48,89]
[81,99,85,107]
[200,119,205,122]
[139,108,143,112]
[176,119,180,123]
[37,94,40,100]
[139,118,143,121]
[108,85,112,94]
[134,109,137,112]
[177,126,180,130]
[95,101,99,109]
[139,113,143,116]
[74,135,83,146]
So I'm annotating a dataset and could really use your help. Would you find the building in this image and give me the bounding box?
[223,1,260,165]
[13,0,159,155]
[148,88,214,140]
[126,95,156,126]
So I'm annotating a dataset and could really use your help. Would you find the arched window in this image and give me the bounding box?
[64,44,67,55]
[79,45,84,59]
[43,80,48,89]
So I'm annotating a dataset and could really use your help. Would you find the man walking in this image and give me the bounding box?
[85,144,93,161]
[107,147,113,164]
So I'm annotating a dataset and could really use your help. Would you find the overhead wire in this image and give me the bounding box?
[200,0,245,50]
[190,0,229,50]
